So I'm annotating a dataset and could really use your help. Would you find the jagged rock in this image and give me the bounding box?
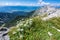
[33,6,57,16]
[33,5,60,20]
[0,27,10,40]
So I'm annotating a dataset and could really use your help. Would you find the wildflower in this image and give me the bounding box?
[16,24,20,28]
[29,19,33,21]
[20,23,23,26]
[29,20,32,25]
[52,26,60,32]
[48,32,53,36]
[26,21,29,24]
[52,26,56,29]
[20,35,23,38]
[20,29,24,31]
[13,32,16,34]
[17,28,20,31]
[24,23,27,27]
[57,29,60,32]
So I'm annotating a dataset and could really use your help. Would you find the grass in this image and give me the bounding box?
[8,16,60,40]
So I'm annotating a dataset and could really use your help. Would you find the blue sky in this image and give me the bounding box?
[0,0,38,3]
[0,0,60,3]
[0,0,38,6]
[43,0,60,3]
[0,0,60,6]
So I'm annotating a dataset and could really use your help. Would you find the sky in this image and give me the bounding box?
[43,0,60,6]
[43,0,60,3]
[0,0,38,6]
[0,0,38,3]
[0,0,60,6]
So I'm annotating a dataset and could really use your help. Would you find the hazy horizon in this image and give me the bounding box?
[0,0,60,6]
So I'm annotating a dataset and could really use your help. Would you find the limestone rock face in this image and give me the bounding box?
[33,6,57,16]
[0,27,10,40]
[34,5,60,20]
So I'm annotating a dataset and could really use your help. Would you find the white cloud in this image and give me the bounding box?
[50,3,60,6]
[0,2,40,6]
[0,0,60,6]
[0,2,21,6]
[0,0,49,6]
[37,1,50,6]
[41,2,50,5]
[38,0,60,6]
[0,0,50,6]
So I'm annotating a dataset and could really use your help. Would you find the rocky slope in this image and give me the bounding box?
[33,6,60,20]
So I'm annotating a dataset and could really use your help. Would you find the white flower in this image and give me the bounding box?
[48,32,53,36]
[20,35,23,38]
[16,24,20,28]
[26,21,29,24]
[57,29,60,32]
[29,20,32,23]
[20,29,24,31]
[29,20,32,25]
[29,19,33,21]
[17,28,20,31]
[20,23,23,26]
[13,32,16,34]
[24,24,27,27]
[52,26,56,29]
[52,26,60,32]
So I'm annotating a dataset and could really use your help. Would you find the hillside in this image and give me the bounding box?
[8,6,60,40]
[8,16,60,40]
[1,6,60,40]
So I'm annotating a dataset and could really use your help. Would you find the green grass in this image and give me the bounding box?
[8,16,60,40]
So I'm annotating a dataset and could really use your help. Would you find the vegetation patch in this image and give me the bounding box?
[8,16,60,40]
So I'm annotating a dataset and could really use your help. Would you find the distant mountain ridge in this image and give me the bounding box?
[0,10,35,26]
[0,6,60,12]
[0,6,39,12]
